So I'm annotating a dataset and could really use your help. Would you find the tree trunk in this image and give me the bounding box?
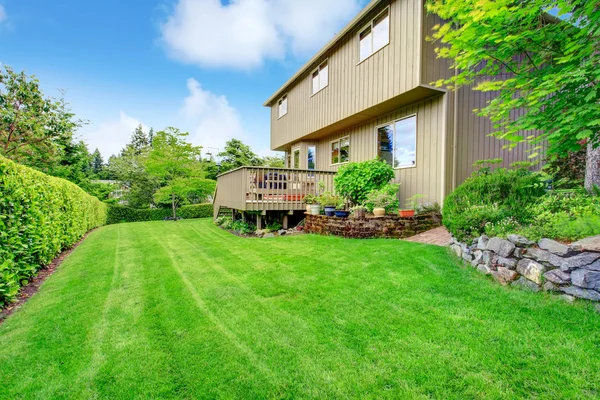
[585,141,600,194]
[172,193,177,220]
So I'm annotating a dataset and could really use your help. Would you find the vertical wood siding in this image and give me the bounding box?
[270,0,423,150]
[312,95,446,205]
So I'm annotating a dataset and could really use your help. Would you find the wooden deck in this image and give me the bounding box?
[213,167,337,218]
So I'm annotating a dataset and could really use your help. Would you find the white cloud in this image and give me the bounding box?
[180,78,250,152]
[0,5,7,23]
[160,0,362,69]
[81,112,148,158]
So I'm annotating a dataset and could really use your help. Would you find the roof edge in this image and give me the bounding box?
[262,0,383,107]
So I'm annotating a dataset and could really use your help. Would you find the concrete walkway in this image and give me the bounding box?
[403,227,451,247]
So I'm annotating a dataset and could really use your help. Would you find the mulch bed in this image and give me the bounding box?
[0,230,95,325]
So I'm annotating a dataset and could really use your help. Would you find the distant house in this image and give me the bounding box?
[93,180,129,205]
[214,0,542,226]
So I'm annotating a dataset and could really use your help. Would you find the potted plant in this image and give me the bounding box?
[303,194,316,213]
[318,192,340,217]
[365,185,399,217]
[350,205,367,219]
[334,200,350,218]
[400,194,425,218]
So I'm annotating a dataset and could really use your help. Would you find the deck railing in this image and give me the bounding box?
[214,166,337,213]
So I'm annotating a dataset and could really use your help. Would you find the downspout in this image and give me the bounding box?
[452,67,459,191]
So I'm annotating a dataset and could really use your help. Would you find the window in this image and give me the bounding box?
[359,9,390,62]
[307,146,316,170]
[331,137,350,165]
[293,148,300,169]
[278,95,288,118]
[311,60,329,95]
[286,152,291,168]
[377,115,417,169]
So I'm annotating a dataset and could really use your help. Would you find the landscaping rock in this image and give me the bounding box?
[507,234,534,247]
[571,235,600,253]
[543,281,560,292]
[585,260,600,271]
[463,252,474,263]
[494,267,519,285]
[595,304,600,313]
[482,251,498,266]
[559,294,576,304]
[477,264,492,275]
[560,253,600,271]
[561,286,600,302]
[278,229,287,236]
[512,277,541,292]
[538,238,571,256]
[450,244,462,258]
[571,269,600,291]
[514,247,526,258]
[486,237,515,257]
[497,257,517,270]
[263,233,275,238]
[472,250,483,264]
[543,269,571,285]
[477,235,489,250]
[523,248,564,267]
[516,259,547,285]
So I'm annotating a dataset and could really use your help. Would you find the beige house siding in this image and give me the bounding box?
[270,0,424,150]
[309,95,446,205]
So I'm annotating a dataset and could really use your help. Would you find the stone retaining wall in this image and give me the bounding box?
[305,213,441,239]
[451,234,600,302]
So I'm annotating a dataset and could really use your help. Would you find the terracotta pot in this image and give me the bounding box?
[373,207,386,217]
[399,209,415,218]
[310,204,321,215]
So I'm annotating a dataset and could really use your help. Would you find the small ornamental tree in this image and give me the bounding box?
[427,0,600,192]
[144,127,203,219]
[334,159,395,204]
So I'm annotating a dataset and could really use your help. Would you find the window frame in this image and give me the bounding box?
[357,7,390,64]
[307,145,317,170]
[277,94,288,119]
[310,59,329,96]
[375,114,418,170]
[330,136,350,166]
[292,146,301,169]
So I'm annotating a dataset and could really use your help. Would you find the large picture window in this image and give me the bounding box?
[307,146,316,170]
[331,137,350,165]
[377,115,417,169]
[359,9,390,62]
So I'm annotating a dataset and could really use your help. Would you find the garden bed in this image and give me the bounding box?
[305,212,441,239]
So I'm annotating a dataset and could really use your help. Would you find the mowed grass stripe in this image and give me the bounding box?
[0,219,599,399]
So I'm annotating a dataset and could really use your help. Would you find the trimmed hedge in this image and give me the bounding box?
[0,156,107,306]
[107,203,212,225]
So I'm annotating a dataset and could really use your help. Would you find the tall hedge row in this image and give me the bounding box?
[0,156,107,305]
[106,203,212,225]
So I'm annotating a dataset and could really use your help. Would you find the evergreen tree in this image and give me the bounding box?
[148,128,155,148]
[127,124,149,155]
[91,148,104,176]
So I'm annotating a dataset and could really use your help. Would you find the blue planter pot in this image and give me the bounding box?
[324,206,336,217]
[334,210,350,218]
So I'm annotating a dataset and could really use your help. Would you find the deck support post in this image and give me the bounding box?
[257,215,263,230]
[283,214,289,230]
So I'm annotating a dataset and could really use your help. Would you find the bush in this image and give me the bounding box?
[334,159,395,204]
[0,156,107,306]
[107,204,212,224]
[443,169,546,240]
[364,184,400,213]
[231,220,257,235]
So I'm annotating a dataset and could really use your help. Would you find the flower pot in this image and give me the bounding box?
[324,206,336,217]
[306,204,312,213]
[334,210,350,218]
[353,208,366,219]
[373,207,386,217]
[310,204,321,215]
[399,209,415,218]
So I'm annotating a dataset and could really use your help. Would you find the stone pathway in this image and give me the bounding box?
[403,226,451,247]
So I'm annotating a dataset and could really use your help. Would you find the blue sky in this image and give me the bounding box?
[0,0,369,159]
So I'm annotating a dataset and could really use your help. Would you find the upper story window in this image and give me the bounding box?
[331,136,350,165]
[278,95,288,118]
[312,60,329,95]
[377,115,417,169]
[359,9,390,62]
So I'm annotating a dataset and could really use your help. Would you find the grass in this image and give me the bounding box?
[1,219,600,399]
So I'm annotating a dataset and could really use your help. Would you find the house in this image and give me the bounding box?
[213,0,540,227]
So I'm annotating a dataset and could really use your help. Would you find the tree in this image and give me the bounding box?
[218,139,262,172]
[427,0,599,191]
[127,124,149,155]
[153,178,216,209]
[145,127,204,218]
[0,66,86,167]
[148,128,155,148]
[261,155,285,168]
[91,148,104,176]
[108,147,159,208]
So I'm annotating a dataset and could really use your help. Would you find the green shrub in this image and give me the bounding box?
[443,169,546,240]
[231,220,257,235]
[364,184,400,213]
[266,222,283,232]
[0,156,107,306]
[334,159,395,204]
[106,204,212,224]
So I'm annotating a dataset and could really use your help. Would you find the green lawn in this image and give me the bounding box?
[1,219,600,399]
